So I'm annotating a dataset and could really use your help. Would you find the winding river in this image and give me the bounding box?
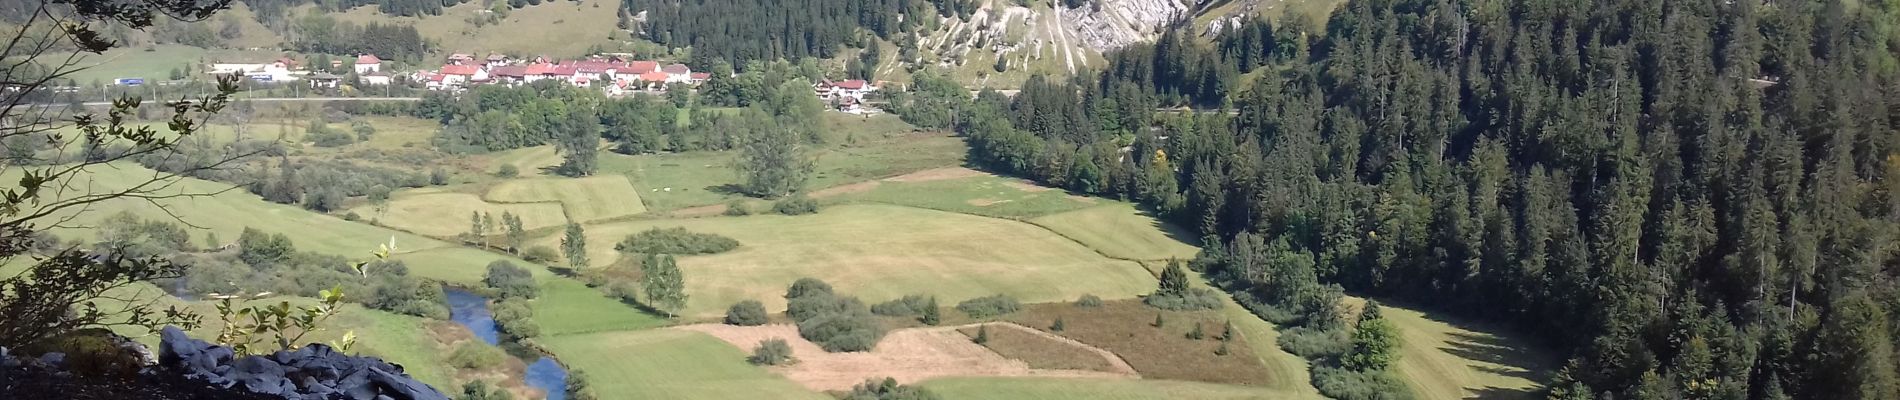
[445,288,568,400]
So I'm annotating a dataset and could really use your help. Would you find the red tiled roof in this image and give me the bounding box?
[637,71,668,82]
[575,60,617,74]
[440,64,480,76]
[356,54,381,64]
[835,79,868,90]
[524,63,554,76]
[690,72,710,80]
[662,64,690,75]
[625,61,658,74]
[490,65,528,77]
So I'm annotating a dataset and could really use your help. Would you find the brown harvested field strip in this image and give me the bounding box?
[882,167,989,182]
[675,323,1133,392]
[957,322,1129,374]
[998,299,1278,386]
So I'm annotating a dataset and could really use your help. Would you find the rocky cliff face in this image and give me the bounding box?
[1059,0,1191,52]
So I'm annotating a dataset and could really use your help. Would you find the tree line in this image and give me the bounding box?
[902,0,1900,398]
[622,0,971,69]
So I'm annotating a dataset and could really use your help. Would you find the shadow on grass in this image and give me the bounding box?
[1439,331,1546,382]
[1135,207,1203,248]
[1465,386,1543,400]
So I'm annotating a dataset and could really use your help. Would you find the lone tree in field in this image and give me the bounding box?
[561,223,589,270]
[0,0,247,348]
[554,104,600,177]
[734,127,814,198]
[641,254,688,316]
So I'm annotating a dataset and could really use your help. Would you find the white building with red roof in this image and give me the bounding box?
[438,64,486,86]
[353,54,382,74]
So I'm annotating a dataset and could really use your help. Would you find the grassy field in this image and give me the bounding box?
[920,376,1296,400]
[1373,300,1555,400]
[1028,203,1201,261]
[324,0,620,59]
[539,329,830,400]
[599,132,967,212]
[530,278,670,336]
[485,175,649,222]
[46,45,205,84]
[839,174,1099,219]
[552,204,1157,317]
[39,164,452,255]
[29,163,561,288]
[355,192,568,237]
[488,146,563,176]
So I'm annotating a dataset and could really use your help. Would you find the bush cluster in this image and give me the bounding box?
[748,338,794,366]
[726,300,769,326]
[1075,294,1103,308]
[773,195,818,215]
[955,295,1021,319]
[491,298,541,341]
[1145,261,1221,311]
[844,377,941,400]
[614,227,740,255]
[869,295,932,317]
[784,278,884,352]
[1277,326,1352,359]
[1143,287,1224,311]
[159,225,446,320]
[1310,366,1414,400]
[482,261,538,299]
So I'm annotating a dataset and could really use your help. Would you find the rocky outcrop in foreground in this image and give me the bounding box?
[0,327,450,400]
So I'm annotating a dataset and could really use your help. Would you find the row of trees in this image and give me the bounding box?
[900,0,1900,398]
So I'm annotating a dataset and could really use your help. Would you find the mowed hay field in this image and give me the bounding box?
[531,278,670,336]
[1376,301,1555,400]
[1029,203,1201,261]
[540,329,830,400]
[554,204,1157,317]
[355,192,568,237]
[486,175,648,222]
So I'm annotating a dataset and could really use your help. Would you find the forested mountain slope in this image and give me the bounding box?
[917,0,1900,398]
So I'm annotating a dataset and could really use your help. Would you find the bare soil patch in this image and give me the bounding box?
[882,167,988,182]
[675,323,1133,392]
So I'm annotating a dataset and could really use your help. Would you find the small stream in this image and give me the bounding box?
[445,288,567,400]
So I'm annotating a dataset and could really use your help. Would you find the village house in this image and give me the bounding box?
[662,63,692,84]
[815,79,877,100]
[446,53,475,65]
[485,53,509,68]
[209,57,300,82]
[361,71,392,86]
[353,55,381,74]
[438,64,486,86]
